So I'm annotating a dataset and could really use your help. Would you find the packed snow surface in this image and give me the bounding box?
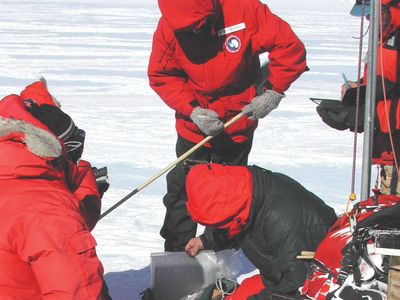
[0,0,374,298]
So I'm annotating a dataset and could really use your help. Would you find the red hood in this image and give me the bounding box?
[158,0,219,31]
[20,79,59,107]
[0,91,63,181]
[186,163,252,238]
[0,94,49,131]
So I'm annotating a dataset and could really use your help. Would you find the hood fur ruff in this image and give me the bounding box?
[0,116,62,158]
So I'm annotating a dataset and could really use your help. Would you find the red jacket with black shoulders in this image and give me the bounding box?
[365,0,400,165]
[148,0,307,145]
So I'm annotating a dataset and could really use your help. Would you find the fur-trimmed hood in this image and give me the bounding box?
[0,93,64,180]
[0,117,62,158]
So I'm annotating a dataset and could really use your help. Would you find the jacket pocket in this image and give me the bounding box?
[68,230,103,298]
[69,230,97,255]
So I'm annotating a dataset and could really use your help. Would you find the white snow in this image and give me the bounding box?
[0,0,376,299]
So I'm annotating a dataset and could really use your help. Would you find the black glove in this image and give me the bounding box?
[316,100,364,132]
[92,166,110,196]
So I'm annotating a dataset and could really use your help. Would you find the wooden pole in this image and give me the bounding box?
[100,112,245,220]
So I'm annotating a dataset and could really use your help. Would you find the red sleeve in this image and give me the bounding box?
[148,19,197,117]
[251,3,307,93]
[70,160,100,201]
[20,204,106,299]
[68,160,101,230]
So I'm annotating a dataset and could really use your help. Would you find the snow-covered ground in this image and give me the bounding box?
[0,0,374,299]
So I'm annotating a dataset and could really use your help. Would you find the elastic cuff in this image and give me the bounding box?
[199,234,211,250]
[263,80,284,95]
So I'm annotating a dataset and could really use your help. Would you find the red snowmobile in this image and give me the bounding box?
[301,193,400,299]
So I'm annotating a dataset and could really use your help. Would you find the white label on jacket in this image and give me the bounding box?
[387,36,395,47]
[217,23,246,37]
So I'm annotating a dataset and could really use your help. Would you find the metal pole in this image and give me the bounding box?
[361,0,380,200]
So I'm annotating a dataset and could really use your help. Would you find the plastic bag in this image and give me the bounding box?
[180,249,242,300]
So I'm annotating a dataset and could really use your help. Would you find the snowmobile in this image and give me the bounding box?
[301,193,400,299]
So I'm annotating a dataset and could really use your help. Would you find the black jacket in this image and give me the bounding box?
[201,166,337,297]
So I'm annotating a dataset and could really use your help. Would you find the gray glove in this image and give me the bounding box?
[190,107,224,136]
[242,89,285,120]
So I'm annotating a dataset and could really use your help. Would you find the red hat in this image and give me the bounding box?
[186,163,253,238]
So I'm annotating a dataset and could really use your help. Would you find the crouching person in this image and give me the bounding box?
[0,81,111,299]
[19,79,109,230]
[184,164,337,299]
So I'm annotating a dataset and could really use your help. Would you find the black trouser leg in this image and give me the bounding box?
[161,136,210,251]
[390,167,399,196]
[161,133,253,251]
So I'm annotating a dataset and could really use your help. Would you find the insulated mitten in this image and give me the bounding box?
[190,107,224,136]
[242,89,284,120]
[346,104,364,133]
[316,100,364,132]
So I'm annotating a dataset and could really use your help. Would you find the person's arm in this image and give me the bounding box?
[148,19,197,117]
[186,227,239,256]
[251,3,307,93]
[19,203,109,299]
[341,80,360,99]
[67,160,102,231]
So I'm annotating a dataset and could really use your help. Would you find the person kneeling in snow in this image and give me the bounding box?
[0,79,111,299]
[184,164,337,299]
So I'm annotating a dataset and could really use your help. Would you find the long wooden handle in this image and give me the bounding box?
[99,112,245,220]
[136,112,245,192]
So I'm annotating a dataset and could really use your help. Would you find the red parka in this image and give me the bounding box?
[0,93,108,299]
[148,0,307,144]
[364,0,400,165]
[20,79,103,230]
